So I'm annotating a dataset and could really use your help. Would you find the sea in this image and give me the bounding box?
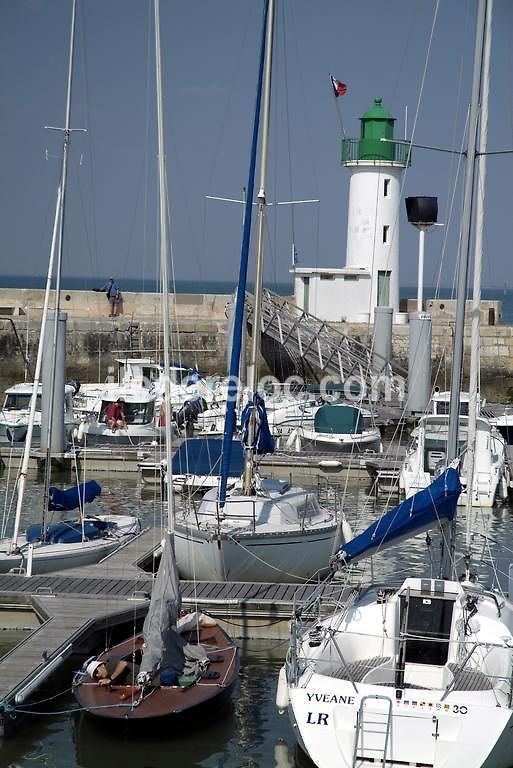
[2,275,513,325]
[2,470,513,767]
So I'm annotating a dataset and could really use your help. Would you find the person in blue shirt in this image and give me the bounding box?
[94,277,120,317]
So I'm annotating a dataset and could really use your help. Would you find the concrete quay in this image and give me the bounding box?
[0,288,512,400]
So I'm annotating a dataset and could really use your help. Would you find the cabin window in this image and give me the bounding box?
[400,594,454,665]
[384,178,390,197]
[382,225,389,244]
[320,273,335,280]
[3,394,42,412]
[100,401,155,425]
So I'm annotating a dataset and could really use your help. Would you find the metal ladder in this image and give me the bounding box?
[352,694,393,768]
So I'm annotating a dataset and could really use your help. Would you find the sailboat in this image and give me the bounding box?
[72,0,239,722]
[280,2,513,766]
[173,0,351,584]
[0,0,139,575]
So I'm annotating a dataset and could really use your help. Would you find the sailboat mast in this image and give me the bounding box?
[465,0,492,555]
[442,0,487,578]
[10,0,78,552]
[41,0,78,530]
[154,0,175,534]
[243,0,275,494]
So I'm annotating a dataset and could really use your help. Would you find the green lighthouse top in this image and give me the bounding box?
[361,97,394,122]
[341,97,411,166]
[359,97,395,160]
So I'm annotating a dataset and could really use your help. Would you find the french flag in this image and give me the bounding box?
[330,74,347,98]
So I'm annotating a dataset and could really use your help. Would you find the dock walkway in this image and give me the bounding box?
[0,527,348,727]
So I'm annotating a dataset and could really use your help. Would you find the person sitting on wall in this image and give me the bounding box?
[104,397,127,432]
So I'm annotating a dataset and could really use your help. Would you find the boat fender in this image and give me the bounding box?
[342,518,353,543]
[285,428,298,450]
[77,419,87,442]
[318,459,342,469]
[276,665,289,713]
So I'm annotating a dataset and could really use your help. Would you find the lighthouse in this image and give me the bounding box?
[293,98,410,324]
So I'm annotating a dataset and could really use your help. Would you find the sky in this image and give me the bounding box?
[1,0,513,292]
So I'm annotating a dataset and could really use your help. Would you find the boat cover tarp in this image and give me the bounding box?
[314,404,363,435]
[48,480,101,511]
[240,393,275,455]
[171,438,244,477]
[26,518,111,545]
[138,531,185,683]
[335,467,461,566]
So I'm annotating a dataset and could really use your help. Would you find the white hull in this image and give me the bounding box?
[400,415,509,507]
[298,429,382,454]
[286,577,513,768]
[174,522,341,583]
[288,677,513,768]
[173,478,348,583]
[0,515,140,574]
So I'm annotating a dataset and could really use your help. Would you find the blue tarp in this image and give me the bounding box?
[335,467,461,566]
[26,518,111,545]
[240,393,275,455]
[48,480,102,512]
[172,438,244,477]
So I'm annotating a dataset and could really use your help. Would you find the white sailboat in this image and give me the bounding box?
[173,0,350,584]
[0,0,139,575]
[280,3,513,765]
[73,0,239,720]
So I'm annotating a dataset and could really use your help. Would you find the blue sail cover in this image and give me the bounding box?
[335,467,461,566]
[240,394,275,455]
[172,438,244,477]
[48,480,101,511]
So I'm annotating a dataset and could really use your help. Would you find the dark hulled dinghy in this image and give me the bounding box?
[72,531,239,722]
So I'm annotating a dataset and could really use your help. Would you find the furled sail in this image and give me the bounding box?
[334,467,461,567]
[137,531,185,685]
[240,393,275,455]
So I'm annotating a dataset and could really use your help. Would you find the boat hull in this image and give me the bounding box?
[0,516,140,574]
[174,522,340,582]
[73,625,239,722]
[288,676,513,768]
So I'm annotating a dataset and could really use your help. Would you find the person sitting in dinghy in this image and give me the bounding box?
[105,397,127,432]
[87,658,139,688]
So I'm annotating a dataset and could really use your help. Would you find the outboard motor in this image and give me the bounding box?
[66,378,81,395]
[174,396,208,430]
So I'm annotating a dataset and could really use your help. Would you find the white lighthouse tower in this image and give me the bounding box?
[293,97,411,324]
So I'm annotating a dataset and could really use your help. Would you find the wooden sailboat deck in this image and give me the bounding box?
[0,526,349,723]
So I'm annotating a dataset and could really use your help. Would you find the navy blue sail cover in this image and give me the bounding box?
[172,437,244,477]
[48,480,101,512]
[335,467,461,566]
[240,393,275,455]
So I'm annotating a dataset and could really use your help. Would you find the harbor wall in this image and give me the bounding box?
[0,289,511,400]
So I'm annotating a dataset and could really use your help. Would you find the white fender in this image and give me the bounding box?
[342,518,353,543]
[285,428,299,450]
[276,665,289,713]
[77,419,87,442]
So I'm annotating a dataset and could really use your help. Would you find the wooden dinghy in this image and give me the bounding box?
[73,615,239,722]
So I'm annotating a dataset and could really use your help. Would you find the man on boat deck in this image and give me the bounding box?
[87,659,139,687]
[94,277,120,317]
[105,397,127,432]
